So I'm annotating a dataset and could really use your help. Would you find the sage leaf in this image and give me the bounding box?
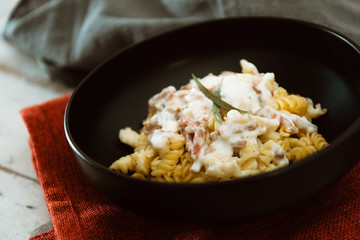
[192,74,250,114]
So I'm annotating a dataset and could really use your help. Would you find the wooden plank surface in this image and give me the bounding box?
[0,1,71,239]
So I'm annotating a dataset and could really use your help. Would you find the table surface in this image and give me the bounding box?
[1,1,359,239]
[0,1,71,239]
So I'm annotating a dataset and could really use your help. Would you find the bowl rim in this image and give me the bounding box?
[64,16,360,188]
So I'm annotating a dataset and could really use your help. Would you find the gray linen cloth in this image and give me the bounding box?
[3,0,360,86]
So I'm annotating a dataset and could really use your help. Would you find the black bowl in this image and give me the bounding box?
[64,17,360,221]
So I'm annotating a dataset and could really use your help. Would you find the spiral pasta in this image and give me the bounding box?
[271,94,311,116]
[110,59,329,182]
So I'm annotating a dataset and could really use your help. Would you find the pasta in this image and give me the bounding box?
[109,60,329,182]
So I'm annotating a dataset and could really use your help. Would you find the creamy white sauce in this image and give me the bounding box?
[240,59,259,74]
[221,74,260,112]
[143,60,322,178]
[183,88,212,120]
[220,72,275,112]
[219,111,267,148]
[145,80,213,154]
[148,130,171,151]
[289,114,318,132]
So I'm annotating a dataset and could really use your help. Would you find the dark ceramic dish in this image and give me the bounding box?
[65,17,360,221]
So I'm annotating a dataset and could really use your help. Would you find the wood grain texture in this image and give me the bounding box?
[0,170,51,239]
[0,1,71,239]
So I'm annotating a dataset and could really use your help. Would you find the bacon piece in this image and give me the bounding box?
[210,132,219,141]
[280,116,299,134]
[148,86,176,110]
[245,124,257,131]
[179,117,207,159]
[252,84,262,94]
[274,148,285,159]
[233,140,246,148]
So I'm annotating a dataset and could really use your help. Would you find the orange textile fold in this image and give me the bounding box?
[22,94,360,240]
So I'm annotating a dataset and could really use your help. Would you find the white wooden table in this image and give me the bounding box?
[0,1,71,239]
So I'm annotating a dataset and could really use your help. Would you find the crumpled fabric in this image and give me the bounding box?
[22,94,360,239]
[3,0,360,86]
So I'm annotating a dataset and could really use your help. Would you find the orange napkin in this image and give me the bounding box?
[22,94,360,240]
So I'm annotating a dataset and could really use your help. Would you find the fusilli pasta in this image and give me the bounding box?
[110,60,328,182]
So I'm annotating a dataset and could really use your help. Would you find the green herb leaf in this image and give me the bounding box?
[192,74,251,114]
[214,79,223,97]
[212,80,223,122]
